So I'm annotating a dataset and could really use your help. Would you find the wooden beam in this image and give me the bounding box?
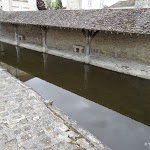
[41,27,49,50]
[91,31,99,40]
[82,29,99,56]
[13,24,19,45]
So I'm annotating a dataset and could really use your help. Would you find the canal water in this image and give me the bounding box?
[0,42,150,150]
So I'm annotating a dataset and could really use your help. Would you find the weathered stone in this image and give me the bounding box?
[6,123,17,129]
[0,134,7,140]
[14,129,21,135]
[67,131,79,140]
[37,129,45,136]
[59,124,69,132]
[5,139,17,147]
[0,106,5,112]
[18,147,26,150]
[21,134,32,141]
[77,138,90,149]
[44,144,51,150]
[0,112,9,117]
[24,125,31,131]
[0,126,3,131]
[20,118,28,124]
[33,116,40,121]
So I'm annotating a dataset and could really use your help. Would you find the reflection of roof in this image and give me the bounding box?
[0,9,150,35]
[110,0,135,8]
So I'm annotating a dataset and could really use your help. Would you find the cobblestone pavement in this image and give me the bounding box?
[0,69,110,150]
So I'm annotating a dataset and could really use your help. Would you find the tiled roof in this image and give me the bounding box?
[0,9,150,35]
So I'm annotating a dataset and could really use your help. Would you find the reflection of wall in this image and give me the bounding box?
[1,23,150,65]
[0,62,33,82]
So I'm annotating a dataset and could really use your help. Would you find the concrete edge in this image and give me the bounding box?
[46,105,111,150]
[0,68,111,150]
[1,37,150,81]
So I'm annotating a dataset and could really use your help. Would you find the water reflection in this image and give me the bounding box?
[0,42,5,56]
[84,64,89,90]
[0,42,150,150]
[25,77,150,150]
[16,46,20,63]
[43,53,48,72]
[0,62,33,82]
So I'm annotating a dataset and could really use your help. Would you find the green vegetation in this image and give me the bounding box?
[45,0,62,10]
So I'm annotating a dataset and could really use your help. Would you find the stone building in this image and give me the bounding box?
[66,0,105,10]
[66,0,81,10]
[0,9,150,79]
[0,0,37,11]
[110,0,150,9]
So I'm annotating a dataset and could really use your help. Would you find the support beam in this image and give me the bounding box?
[14,25,19,45]
[82,29,99,62]
[41,27,49,53]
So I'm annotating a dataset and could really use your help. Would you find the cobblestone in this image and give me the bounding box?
[0,69,110,150]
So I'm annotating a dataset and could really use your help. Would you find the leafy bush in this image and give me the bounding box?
[45,0,62,10]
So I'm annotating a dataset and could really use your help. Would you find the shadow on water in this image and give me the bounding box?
[0,42,150,150]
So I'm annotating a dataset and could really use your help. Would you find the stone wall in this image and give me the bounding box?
[46,28,85,51]
[47,28,150,65]
[0,23,14,40]
[1,23,150,65]
[91,32,150,64]
[18,25,42,45]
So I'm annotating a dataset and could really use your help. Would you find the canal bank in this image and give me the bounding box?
[0,68,110,150]
[1,43,150,150]
[1,37,150,80]
[1,10,150,80]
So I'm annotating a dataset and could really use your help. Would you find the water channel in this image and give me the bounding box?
[0,42,150,150]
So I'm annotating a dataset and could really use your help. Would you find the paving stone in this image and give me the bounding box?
[0,106,5,112]
[20,118,28,124]
[76,138,90,149]
[5,138,17,147]
[0,70,110,150]
[18,147,26,150]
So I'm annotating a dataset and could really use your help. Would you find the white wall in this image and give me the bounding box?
[1,0,37,11]
[67,0,81,10]
[66,0,104,10]
[81,0,101,9]
[62,0,67,7]
[0,0,2,10]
